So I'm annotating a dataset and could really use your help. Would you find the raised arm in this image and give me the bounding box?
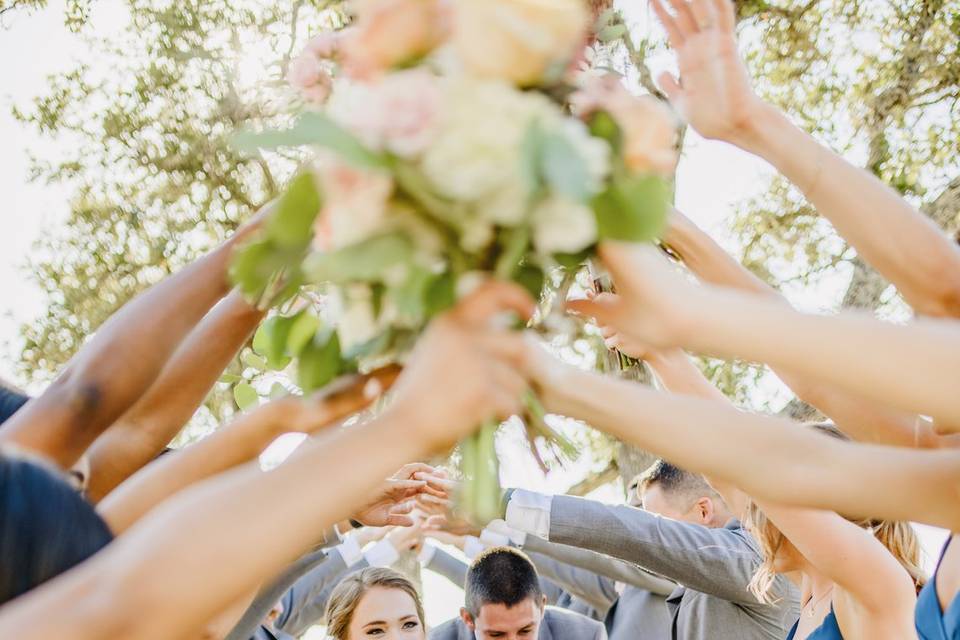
[754,502,918,632]
[84,292,265,503]
[517,340,960,531]
[0,217,266,468]
[97,367,398,534]
[652,0,960,318]
[661,211,951,449]
[0,281,535,640]
[522,535,676,598]
[523,549,619,614]
[572,244,960,428]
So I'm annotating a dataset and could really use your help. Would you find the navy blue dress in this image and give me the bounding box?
[917,536,960,639]
[786,606,842,640]
[0,387,29,425]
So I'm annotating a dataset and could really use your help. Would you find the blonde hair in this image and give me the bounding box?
[325,567,425,640]
[745,423,926,603]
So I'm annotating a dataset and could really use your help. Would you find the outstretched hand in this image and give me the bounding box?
[651,0,766,146]
[568,243,701,353]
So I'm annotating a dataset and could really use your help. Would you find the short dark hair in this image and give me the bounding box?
[0,453,114,605]
[637,459,718,505]
[465,547,543,617]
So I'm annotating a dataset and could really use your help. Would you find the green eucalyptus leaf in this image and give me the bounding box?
[519,122,546,193]
[588,111,623,155]
[266,172,322,249]
[297,330,342,392]
[303,233,413,284]
[233,382,259,411]
[219,373,243,384]
[286,311,321,356]
[252,315,295,370]
[592,174,669,242]
[269,382,288,400]
[542,130,593,202]
[233,112,387,169]
[424,271,457,317]
[242,350,269,371]
[514,264,545,301]
[598,23,628,42]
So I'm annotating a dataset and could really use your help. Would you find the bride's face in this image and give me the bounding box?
[348,587,426,640]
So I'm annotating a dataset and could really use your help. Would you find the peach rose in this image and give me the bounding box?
[341,0,450,78]
[452,0,589,87]
[287,43,334,105]
[312,158,394,250]
[572,75,678,175]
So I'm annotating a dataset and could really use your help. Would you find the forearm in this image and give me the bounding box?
[85,292,265,502]
[0,240,238,467]
[98,403,290,534]
[737,104,960,318]
[541,367,960,530]
[524,551,616,613]
[664,222,774,298]
[523,535,674,597]
[675,286,960,425]
[2,412,425,640]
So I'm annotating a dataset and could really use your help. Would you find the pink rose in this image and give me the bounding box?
[329,70,441,158]
[287,51,333,105]
[304,31,344,60]
[312,158,394,250]
[572,75,678,176]
[341,0,449,79]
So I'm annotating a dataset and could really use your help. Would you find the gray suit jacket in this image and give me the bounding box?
[429,606,607,640]
[276,547,368,636]
[425,547,603,621]
[523,537,673,639]
[548,495,800,640]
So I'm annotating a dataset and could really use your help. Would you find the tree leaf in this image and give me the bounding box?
[266,172,322,249]
[592,174,669,242]
[302,233,413,283]
[297,330,342,392]
[233,382,259,411]
[233,112,387,169]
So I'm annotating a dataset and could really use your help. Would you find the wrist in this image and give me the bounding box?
[726,101,788,157]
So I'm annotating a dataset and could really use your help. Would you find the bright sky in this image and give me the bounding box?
[0,1,949,636]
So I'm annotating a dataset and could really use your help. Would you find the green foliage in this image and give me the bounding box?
[303,233,414,283]
[592,174,669,243]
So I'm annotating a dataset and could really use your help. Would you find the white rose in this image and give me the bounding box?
[476,180,531,226]
[336,284,381,353]
[531,195,597,255]
[459,215,495,252]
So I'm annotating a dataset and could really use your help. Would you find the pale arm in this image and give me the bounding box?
[84,292,265,503]
[652,0,960,318]
[98,368,397,534]
[527,356,960,531]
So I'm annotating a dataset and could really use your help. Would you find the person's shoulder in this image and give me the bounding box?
[429,617,468,640]
[543,606,606,636]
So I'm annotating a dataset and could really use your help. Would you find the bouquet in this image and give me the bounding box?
[231,0,678,524]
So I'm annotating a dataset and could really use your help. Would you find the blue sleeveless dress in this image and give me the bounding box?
[917,536,960,639]
[786,606,842,640]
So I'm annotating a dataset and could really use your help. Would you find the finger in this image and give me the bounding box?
[415,472,457,494]
[490,359,528,398]
[712,0,735,31]
[657,72,684,108]
[650,0,684,46]
[454,280,535,326]
[604,336,621,351]
[597,242,667,293]
[394,462,437,480]
[689,0,718,30]
[386,514,415,527]
[566,297,619,327]
[599,325,617,339]
[390,500,416,516]
[387,479,427,499]
[469,330,528,370]
[665,0,698,35]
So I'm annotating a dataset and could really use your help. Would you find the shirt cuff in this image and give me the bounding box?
[480,528,512,548]
[463,536,485,561]
[418,541,438,565]
[336,535,364,567]
[364,539,400,568]
[505,489,552,540]
[485,519,528,547]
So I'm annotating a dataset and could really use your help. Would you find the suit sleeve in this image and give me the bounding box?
[524,550,617,615]
[425,546,469,589]
[523,534,676,597]
[546,495,793,607]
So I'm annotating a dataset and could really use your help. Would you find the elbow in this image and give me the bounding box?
[913,249,960,319]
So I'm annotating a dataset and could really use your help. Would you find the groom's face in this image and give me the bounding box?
[462,596,545,640]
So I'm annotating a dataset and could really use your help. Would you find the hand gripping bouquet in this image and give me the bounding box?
[231,0,678,524]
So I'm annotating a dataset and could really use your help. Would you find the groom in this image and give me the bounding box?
[430,547,606,640]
